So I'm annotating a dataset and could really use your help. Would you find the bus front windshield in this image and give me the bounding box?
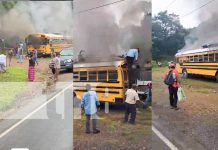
[26,36,48,46]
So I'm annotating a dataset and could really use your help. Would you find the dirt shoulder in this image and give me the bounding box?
[153,67,218,150]
[74,106,151,150]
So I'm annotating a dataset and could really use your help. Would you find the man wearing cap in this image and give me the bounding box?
[165,63,181,110]
[124,84,140,124]
[81,84,100,134]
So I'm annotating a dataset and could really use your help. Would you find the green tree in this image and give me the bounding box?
[152,11,189,60]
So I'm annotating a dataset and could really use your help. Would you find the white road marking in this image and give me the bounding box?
[11,148,29,150]
[152,126,179,150]
[0,83,73,139]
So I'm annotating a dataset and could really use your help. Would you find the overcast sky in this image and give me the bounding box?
[152,0,203,28]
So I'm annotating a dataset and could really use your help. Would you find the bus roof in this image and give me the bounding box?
[29,33,72,38]
[175,46,218,57]
[73,60,125,68]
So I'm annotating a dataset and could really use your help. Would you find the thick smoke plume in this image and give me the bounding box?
[73,0,151,64]
[0,1,73,47]
[182,0,218,51]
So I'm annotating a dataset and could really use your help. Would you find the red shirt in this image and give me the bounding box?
[165,69,179,88]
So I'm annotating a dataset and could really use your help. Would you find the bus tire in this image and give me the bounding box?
[216,72,218,83]
[182,69,188,78]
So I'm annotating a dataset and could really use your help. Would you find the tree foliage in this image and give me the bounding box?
[152,11,189,60]
[0,1,18,12]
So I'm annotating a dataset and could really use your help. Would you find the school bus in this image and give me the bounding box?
[175,46,218,82]
[25,33,73,57]
[73,60,130,103]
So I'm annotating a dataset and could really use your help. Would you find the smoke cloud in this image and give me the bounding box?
[0,1,74,47]
[182,0,218,50]
[73,0,151,64]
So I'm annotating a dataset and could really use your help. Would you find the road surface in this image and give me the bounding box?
[0,82,73,150]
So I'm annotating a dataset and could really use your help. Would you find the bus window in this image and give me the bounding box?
[89,71,97,81]
[98,71,107,81]
[209,54,214,62]
[194,55,198,62]
[204,54,209,62]
[199,55,203,62]
[80,71,87,81]
[189,56,194,62]
[108,70,118,82]
[73,72,79,80]
[215,53,218,62]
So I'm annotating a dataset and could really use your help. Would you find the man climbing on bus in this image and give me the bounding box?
[81,84,101,134]
[123,48,140,86]
[164,63,181,110]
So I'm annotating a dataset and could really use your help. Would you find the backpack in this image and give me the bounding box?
[164,70,175,85]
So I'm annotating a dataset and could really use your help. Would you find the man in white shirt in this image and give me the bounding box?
[124,84,140,124]
[54,53,61,81]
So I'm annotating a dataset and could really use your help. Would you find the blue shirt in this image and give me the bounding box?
[81,91,100,115]
[124,49,139,61]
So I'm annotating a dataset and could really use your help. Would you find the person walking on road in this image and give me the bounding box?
[124,84,140,124]
[164,63,181,110]
[53,52,61,81]
[81,84,100,134]
[28,54,36,81]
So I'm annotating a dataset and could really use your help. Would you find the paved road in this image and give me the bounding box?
[152,132,170,150]
[0,82,73,150]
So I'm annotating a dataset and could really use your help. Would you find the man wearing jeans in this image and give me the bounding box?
[165,63,181,110]
[81,84,100,134]
[124,84,140,124]
[124,48,140,86]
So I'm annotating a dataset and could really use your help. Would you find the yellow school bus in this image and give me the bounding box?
[175,46,218,82]
[73,60,129,103]
[25,33,73,56]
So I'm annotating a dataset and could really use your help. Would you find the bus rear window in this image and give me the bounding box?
[215,53,218,62]
[80,71,87,81]
[98,71,107,81]
[89,71,97,81]
[204,54,209,62]
[199,55,203,62]
[209,54,214,62]
[108,70,118,81]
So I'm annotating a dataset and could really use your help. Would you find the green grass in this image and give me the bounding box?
[0,67,27,82]
[0,67,27,110]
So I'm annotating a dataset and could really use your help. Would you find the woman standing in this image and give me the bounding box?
[28,54,36,81]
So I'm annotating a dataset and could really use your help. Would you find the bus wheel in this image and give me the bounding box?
[182,69,188,78]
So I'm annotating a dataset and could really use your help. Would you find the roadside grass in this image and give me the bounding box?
[152,67,218,94]
[0,67,26,111]
[0,67,26,82]
[74,107,151,149]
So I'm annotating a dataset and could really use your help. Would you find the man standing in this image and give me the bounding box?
[33,48,38,65]
[124,48,140,86]
[124,84,140,124]
[81,84,100,134]
[8,49,13,66]
[164,63,181,110]
[54,52,61,81]
[17,43,23,63]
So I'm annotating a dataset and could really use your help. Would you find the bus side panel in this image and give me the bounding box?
[187,68,217,76]
[176,64,182,74]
